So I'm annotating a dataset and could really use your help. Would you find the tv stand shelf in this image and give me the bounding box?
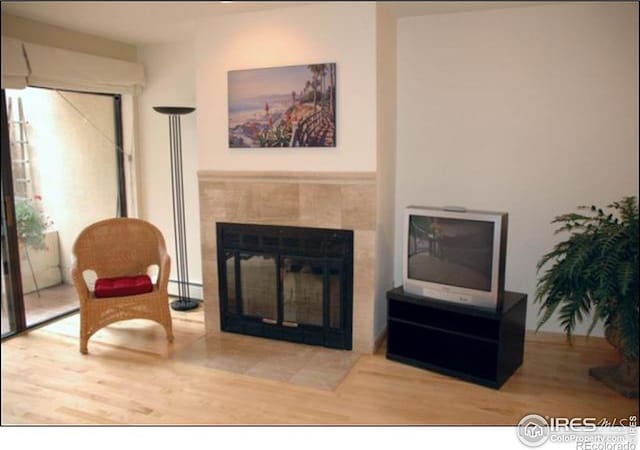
[386,287,527,389]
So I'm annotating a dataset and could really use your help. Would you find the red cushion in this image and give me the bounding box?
[94,275,153,298]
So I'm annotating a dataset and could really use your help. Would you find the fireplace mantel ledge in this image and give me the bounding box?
[197,170,376,185]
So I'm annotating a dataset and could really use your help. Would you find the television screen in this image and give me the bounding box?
[408,215,495,292]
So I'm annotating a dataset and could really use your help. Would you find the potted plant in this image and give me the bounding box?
[15,195,52,296]
[535,196,638,398]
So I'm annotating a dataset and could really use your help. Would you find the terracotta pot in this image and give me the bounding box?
[589,314,639,398]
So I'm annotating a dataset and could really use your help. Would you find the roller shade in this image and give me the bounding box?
[23,42,145,95]
[1,37,29,89]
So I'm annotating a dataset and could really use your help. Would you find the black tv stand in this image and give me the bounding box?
[386,287,527,389]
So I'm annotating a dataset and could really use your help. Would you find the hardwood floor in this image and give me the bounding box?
[1,304,637,425]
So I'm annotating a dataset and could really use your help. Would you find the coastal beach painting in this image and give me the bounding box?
[228,63,337,148]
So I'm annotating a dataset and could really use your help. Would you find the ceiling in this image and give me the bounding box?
[1,1,308,45]
[1,1,546,46]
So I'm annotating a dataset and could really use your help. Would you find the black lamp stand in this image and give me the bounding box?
[153,106,198,311]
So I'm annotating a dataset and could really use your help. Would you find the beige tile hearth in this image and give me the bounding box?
[171,332,361,391]
[299,183,342,228]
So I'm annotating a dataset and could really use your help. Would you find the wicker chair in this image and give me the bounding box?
[71,218,174,354]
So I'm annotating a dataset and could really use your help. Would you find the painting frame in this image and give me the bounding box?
[227,63,337,149]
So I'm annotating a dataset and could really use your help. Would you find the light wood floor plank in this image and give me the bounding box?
[2,306,637,425]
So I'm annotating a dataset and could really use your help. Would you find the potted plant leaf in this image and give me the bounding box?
[535,196,638,398]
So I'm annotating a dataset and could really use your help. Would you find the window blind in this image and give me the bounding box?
[1,37,29,89]
[23,42,145,95]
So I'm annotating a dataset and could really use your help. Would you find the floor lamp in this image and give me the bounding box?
[153,106,198,311]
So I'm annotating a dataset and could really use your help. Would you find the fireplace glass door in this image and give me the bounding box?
[217,222,353,350]
[328,262,343,330]
[223,251,236,314]
[239,252,277,322]
[282,257,324,327]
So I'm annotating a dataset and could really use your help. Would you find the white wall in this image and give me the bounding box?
[137,3,381,300]
[137,41,202,297]
[195,3,377,172]
[374,5,397,337]
[396,3,639,335]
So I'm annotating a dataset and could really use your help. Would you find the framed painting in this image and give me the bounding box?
[228,63,336,148]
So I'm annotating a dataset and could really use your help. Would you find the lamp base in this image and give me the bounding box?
[170,297,200,311]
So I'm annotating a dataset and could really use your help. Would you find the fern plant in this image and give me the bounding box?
[535,196,639,364]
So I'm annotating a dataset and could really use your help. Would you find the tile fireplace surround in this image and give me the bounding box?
[198,171,378,353]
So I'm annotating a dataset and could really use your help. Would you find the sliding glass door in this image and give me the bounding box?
[1,89,25,336]
[1,87,126,337]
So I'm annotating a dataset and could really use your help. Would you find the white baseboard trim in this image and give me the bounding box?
[168,280,204,300]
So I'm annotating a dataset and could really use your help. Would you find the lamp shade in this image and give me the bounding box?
[153,106,195,115]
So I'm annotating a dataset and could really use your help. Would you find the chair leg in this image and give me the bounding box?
[80,336,88,354]
[79,309,89,354]
[164,320,174,343]
[160,302,174,343]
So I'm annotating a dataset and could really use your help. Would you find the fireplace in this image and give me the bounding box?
[216,222,353,350]
[198,171,377,353]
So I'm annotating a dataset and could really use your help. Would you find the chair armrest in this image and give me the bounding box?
[157,250,171,292]
[71,264,90,304]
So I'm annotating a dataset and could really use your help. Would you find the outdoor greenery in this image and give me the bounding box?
[15,196,51,250]
[535,196,639,362]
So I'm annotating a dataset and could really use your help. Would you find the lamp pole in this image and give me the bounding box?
[153,106,198,311]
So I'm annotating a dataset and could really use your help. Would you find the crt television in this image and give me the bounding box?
[403,206,508,311]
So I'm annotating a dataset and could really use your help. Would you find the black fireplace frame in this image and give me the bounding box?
[216,222,353,350]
